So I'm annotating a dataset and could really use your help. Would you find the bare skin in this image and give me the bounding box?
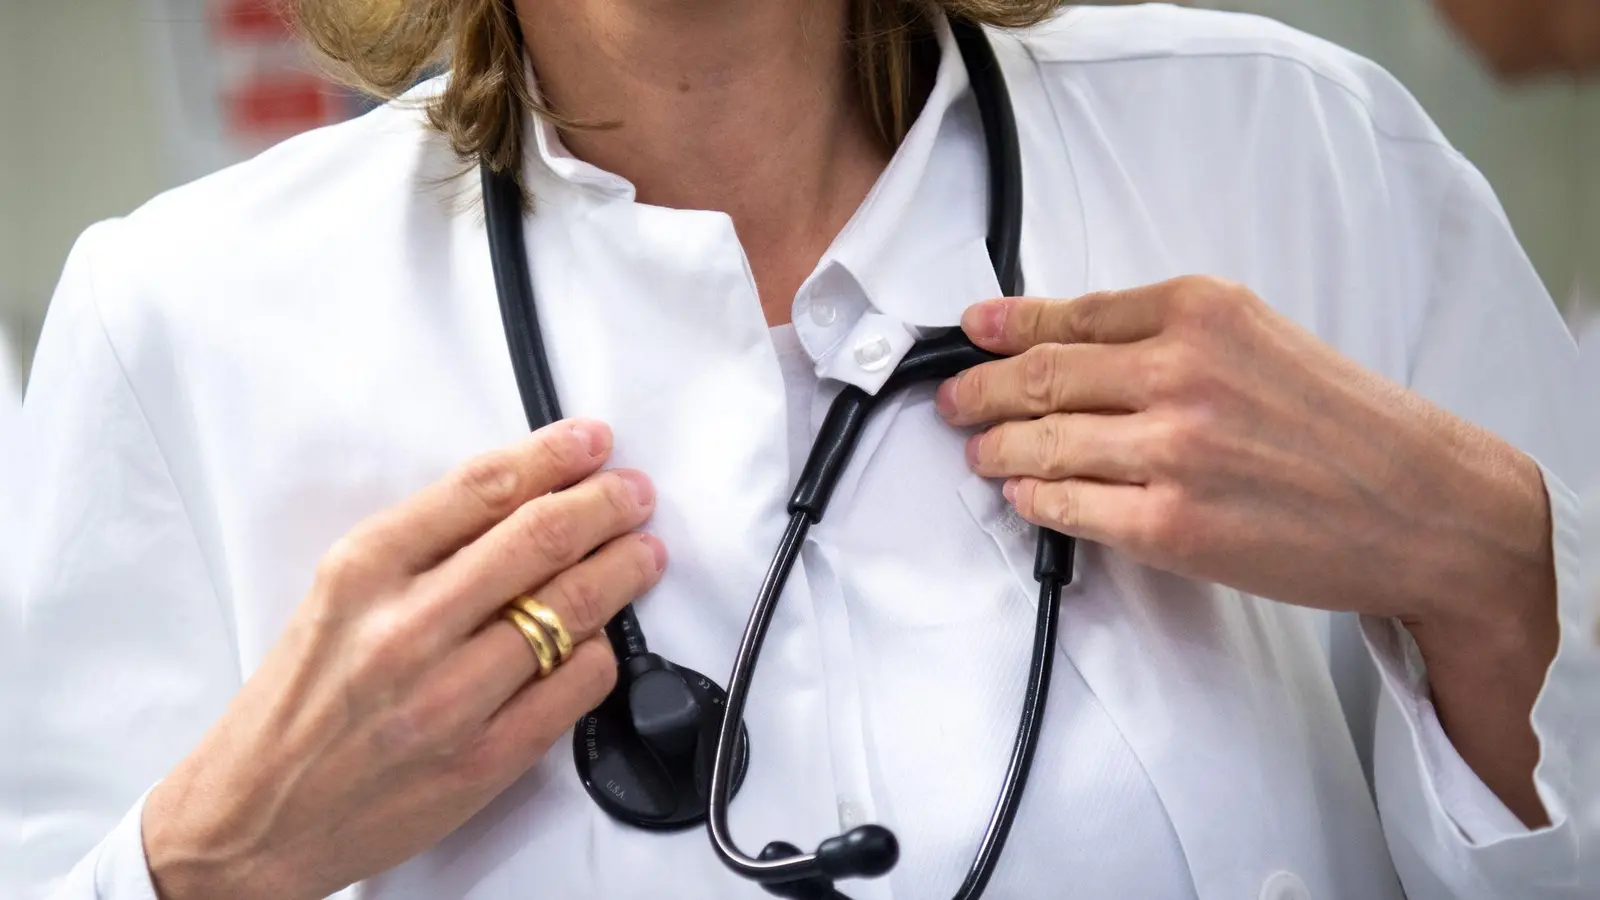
[515,0,887,326]
[143,2,1561,897]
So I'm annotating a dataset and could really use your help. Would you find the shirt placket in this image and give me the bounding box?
[782,276,899,900]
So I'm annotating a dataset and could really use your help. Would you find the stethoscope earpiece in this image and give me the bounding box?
[815,825,900,878]
[752,826,899,899]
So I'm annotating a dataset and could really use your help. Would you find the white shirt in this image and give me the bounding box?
[6,5,1591,900]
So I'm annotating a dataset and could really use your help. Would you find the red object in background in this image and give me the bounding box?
[224,72,332,136]
[215,0,291,42]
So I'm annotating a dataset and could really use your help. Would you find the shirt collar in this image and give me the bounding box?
[818,15,998,328]
[796,16,1001,390]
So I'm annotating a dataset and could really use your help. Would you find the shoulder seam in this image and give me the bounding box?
[1033,47,1460,156]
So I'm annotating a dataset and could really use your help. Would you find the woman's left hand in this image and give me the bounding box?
[938,276,1553,635]
[940,276,1562,828]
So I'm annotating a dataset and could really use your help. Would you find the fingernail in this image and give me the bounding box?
[569,420,609,458]
[965,300,1009,342]
[935,379,958,418]
[965,433,982,468]
[641,533,668,572]
[620,470,654,507]
[1002,479,1018,503]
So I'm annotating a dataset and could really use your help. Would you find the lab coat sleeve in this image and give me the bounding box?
[1363,155,1591,898]
[4,222,242,900]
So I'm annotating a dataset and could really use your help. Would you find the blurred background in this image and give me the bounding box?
[1,0,1596,390]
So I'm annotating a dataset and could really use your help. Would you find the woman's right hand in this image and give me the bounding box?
[141,420,662,900]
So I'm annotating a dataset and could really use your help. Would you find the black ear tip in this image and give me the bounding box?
[760,841,804,861]
[845,825,899,876]
[816,824,899,878]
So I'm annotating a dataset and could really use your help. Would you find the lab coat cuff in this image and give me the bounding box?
[1361,461,1586,853]
[55,790,162,900]
[1361,615,1530,843]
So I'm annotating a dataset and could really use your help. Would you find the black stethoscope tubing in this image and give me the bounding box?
[482,19,1072,900]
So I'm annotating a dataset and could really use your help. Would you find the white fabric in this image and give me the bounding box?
[7,5,1591,900]
[0,323,18,407]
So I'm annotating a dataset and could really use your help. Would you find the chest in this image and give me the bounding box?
[165,162,1407,898]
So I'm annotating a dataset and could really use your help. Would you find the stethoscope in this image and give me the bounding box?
[481,19,1072,900]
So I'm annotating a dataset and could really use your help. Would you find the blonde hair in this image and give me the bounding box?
[293,0,1059,185]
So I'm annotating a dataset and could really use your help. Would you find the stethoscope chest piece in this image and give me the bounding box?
[573,651,751,829]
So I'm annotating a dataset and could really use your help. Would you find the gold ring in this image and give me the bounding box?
[508,595,574,663]
[501,607,557,678]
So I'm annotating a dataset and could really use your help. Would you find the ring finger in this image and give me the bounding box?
[412,532,665,734]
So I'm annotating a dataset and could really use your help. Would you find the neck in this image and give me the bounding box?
[515,0,893,324]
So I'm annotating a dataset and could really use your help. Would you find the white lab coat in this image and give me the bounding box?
[7,5,1592,899]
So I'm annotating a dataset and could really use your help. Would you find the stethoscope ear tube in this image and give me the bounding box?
[482,164,561,431]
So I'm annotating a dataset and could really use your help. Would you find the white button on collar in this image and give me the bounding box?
[1259,871,1311,900]
[818,312,916,393]
[853,334,892,372]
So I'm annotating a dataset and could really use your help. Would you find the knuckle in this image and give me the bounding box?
[1008,480,1035,520]
[1141,341,1188,401]
[956,367,986,414]
[1026,482,1077,531]
[552,571,610,635]
[1020,345,1062,407]
[537,424,586,474]
[370,703,428,759]
[1033,421,1066,474]
[315,536,380,597]
[1171,276,1245,331]
[973,428,999,470]
[602,472,641,520]
[631,537,663,585]
[1068,297,1108,342]
[373,695,456,762]
[457,454,524,517]
[353,608,424,676]
[1146,337,1223,406]
[518,504,580,567]
[1138,487,1196,562]
[570,641,620,703]
[1169,274,1221,309]
[1012,298,1040,340]
[1052,486,1082,532]
[1147,413,1198,473]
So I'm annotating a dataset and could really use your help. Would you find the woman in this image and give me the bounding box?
[8,0,1590,898]
[1433,0,1600,77]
